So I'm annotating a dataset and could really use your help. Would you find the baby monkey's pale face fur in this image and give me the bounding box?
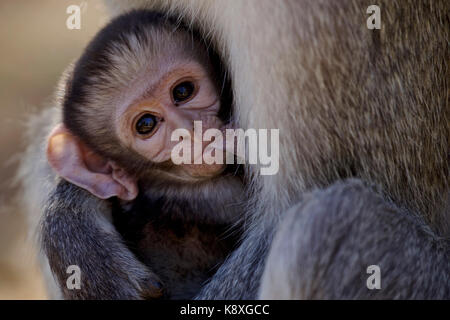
[115,60,225,178]
[47,13,231,202]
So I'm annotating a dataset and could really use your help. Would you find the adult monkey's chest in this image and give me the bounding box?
[112,195,239,299]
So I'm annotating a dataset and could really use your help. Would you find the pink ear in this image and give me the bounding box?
[47,124,138,201]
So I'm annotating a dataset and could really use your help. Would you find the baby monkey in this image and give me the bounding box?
[45,10,244,299]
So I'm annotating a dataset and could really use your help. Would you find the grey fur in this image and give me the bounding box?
[260,179,450,299]
[42,181,160,299]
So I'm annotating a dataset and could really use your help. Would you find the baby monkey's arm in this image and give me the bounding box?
[42,179,163,299]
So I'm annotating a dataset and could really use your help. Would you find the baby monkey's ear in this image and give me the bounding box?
[47,124,138,201]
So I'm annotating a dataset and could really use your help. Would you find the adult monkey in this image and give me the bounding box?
[19,0,449,299]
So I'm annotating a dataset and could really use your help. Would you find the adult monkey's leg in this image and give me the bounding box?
[260,180,450,299]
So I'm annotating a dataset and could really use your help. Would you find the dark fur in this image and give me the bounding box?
[113,192,240,299]
[42,181,159,299]
[42,176,244,299]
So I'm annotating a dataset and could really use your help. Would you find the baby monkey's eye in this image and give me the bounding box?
[135,113,158,136]
[172,81,195,103]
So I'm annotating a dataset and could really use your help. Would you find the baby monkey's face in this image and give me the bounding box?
[49,16,233,201]
[115,60,226,179]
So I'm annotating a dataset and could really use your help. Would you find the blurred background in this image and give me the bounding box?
[0,0,108,299]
